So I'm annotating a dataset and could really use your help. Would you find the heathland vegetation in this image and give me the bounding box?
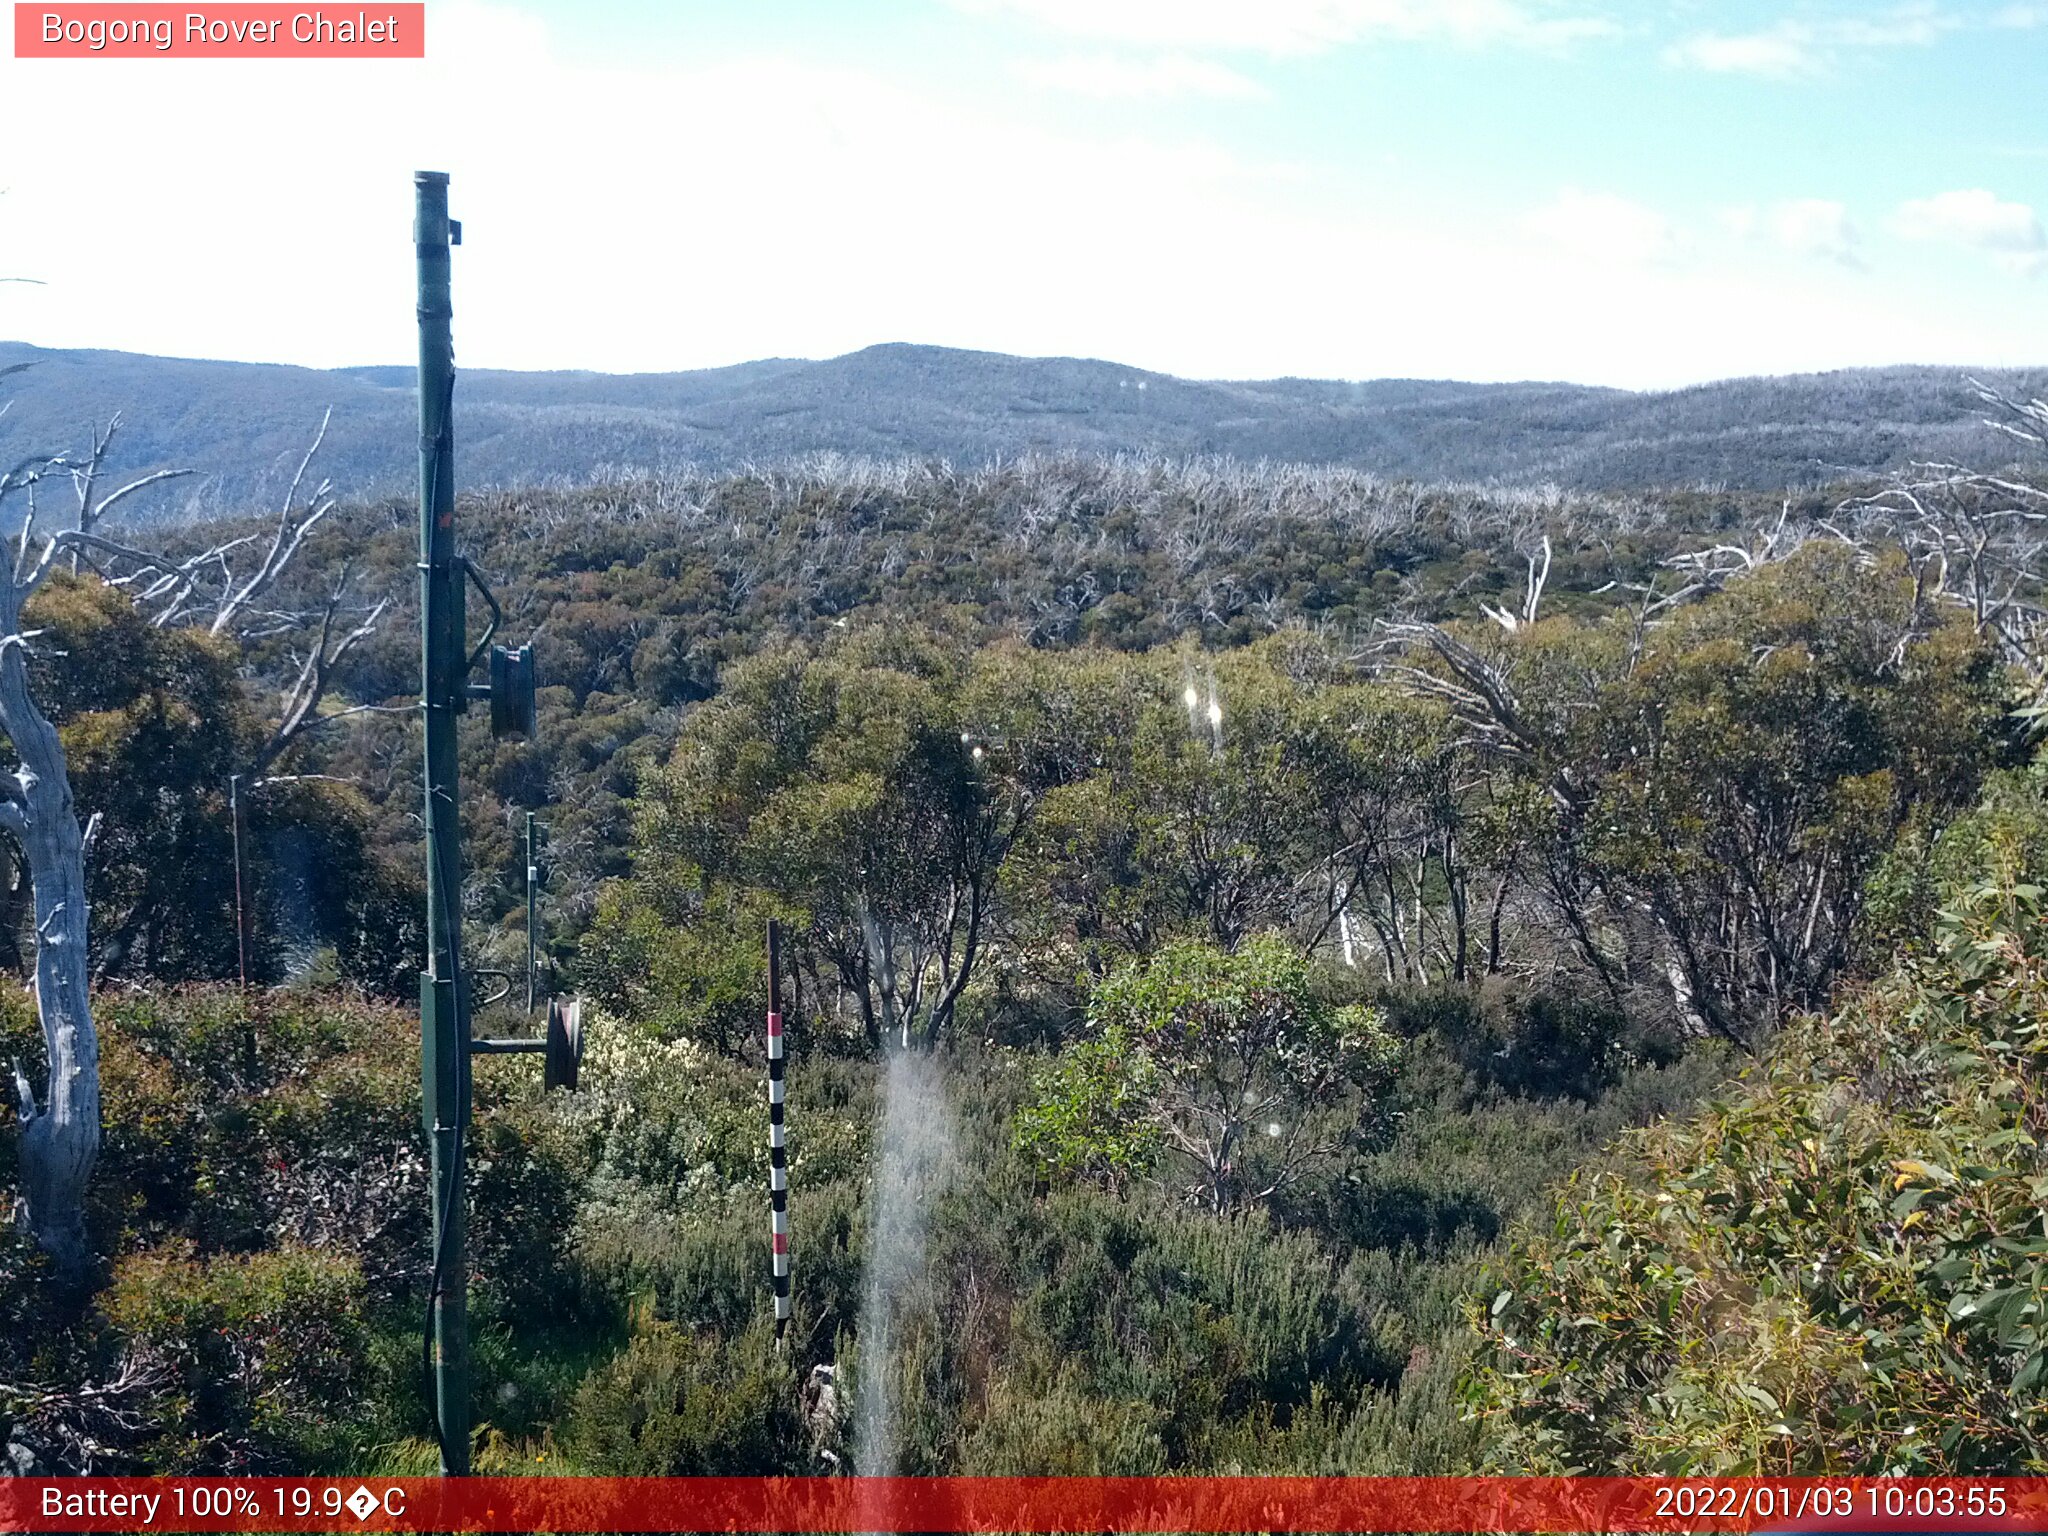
[2,378,2047,1474]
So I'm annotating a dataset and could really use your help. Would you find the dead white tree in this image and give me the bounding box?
[1973,374,2048,455]
[1832,381,2048,686]
[82,407,394,774]
[0,420,191,1278]
[1625,382,2048,687]
[241,568,392,778]
[1660,498,1811,593]
[0,399,390,1271]
[1480,533,1551,633]
[1656,381,2048,681]
[1376,621,1551,779]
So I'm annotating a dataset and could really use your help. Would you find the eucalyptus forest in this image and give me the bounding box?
[2,373,2047,1479]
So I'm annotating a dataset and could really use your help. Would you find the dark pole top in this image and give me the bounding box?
[415,169,450,185]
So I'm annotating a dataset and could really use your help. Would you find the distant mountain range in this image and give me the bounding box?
[0,340,2037,519]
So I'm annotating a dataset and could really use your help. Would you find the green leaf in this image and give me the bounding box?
[2013,1349,2047,1395]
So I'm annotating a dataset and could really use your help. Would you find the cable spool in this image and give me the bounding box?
[544,995,584,1091]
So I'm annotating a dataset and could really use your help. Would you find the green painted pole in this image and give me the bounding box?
[415,168,470,1478]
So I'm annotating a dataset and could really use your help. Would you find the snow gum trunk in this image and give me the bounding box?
[1,593,98,1282]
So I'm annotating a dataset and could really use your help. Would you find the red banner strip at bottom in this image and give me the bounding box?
[6,1476,2047,1534]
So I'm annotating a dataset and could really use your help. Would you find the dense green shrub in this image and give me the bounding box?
[960,1374,1168,1473]
[98,1243,371,1471]
[1012,1024,1163,1191]
[1018,935,1399,1214]
[564,1314,803,1474]
[1464,762,2048,1472]
[1378,981,1682,1104]
[0,575,422,992]
[919,1184,1406,1470]
[0,985,605,1472]
[561,1016,867,1240]
[1862,763,2048,962]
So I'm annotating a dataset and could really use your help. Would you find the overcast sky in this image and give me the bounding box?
[1,0,2044,387]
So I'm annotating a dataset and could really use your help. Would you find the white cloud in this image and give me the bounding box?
[0,0,2036,393]
[1664,25,1817,78]
[1520,189,1684,269]
[1664,5,1961,79]
[1992,3,2047,25]
[1016,52,1267,99]
[946,0,1613,57]
[1771,199,1862,266]
[1891,188,2047,272]
[1723,198,1865,267]
[1832,4,1957,47]
[0,2,1328,379]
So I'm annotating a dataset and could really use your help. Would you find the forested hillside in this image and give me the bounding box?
[137,457,1903,980]
[2,381,2047,1476]
[1,340,2038,513]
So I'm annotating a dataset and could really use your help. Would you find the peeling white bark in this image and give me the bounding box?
[0,597,96,1278]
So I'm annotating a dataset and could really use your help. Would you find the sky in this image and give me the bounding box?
[0,0,2044,388]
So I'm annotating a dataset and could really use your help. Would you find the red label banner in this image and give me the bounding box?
[13,4,424,57]
[1,1476,2045,1533]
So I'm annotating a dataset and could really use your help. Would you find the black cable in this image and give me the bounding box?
[422,1130,456,1465]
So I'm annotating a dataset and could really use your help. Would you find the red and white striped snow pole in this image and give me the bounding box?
[767,918,791,1345]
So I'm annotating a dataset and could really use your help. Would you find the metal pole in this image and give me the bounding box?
[229,772,257,1083]
[416,168,470,1478]
[228,774,247,991]
[525,811,537,1015]
[767,918,790,1346]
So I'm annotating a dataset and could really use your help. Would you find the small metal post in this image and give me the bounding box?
[525,811,537,1015]
[229,773,248,991]
[767,918,790,1345]
[229,772,257,1082]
